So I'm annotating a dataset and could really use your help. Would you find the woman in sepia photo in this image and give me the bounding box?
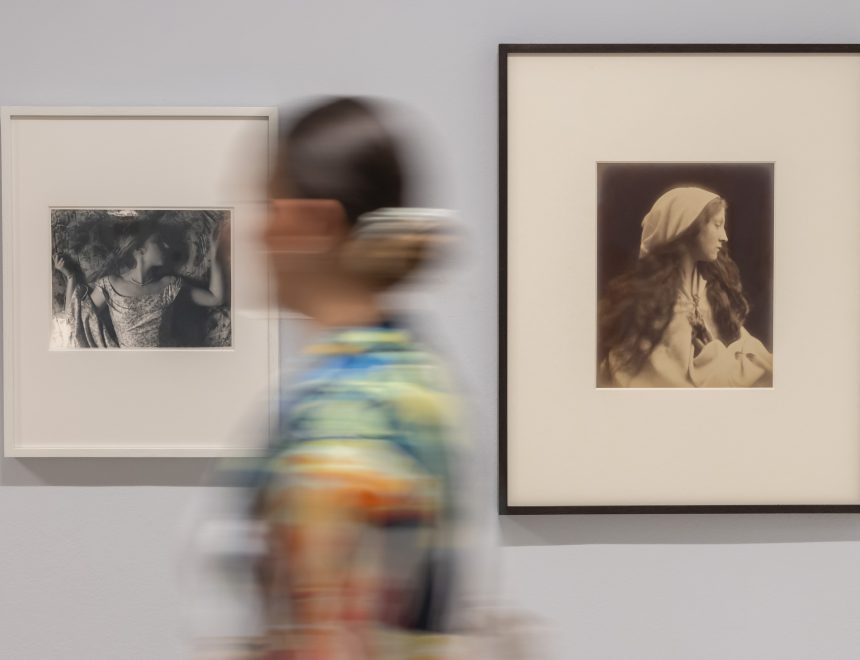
[52,216,226,348]
[598,186,773,388]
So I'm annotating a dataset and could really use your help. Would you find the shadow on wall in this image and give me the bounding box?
[499,514,860,546]
[0,457,217,486]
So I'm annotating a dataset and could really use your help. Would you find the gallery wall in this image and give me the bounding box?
[2,0,860,658]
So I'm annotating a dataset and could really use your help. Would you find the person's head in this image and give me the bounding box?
[264,97,445,317]
[113,218,167,273]
[639,186,727,262]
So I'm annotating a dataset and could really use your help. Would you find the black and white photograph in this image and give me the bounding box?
[51,208,231,349]
[596,163,774,388]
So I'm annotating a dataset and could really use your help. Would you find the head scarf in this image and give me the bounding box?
[639,186,719,257]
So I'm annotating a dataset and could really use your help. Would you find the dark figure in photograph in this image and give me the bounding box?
[598,186,773,387]
[52,214,228,348]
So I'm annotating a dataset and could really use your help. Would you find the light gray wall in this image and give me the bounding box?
[2,1,860,658]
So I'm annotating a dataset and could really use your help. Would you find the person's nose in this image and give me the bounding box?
[719,226,728,243]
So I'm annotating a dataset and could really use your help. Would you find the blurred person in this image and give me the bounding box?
[226,97,461,660]
[598,186,773,388]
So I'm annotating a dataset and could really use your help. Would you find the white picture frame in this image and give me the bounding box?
[2,106,279,456]
[500,45,860,513]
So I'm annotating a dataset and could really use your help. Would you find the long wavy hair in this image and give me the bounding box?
[598,198,749,378]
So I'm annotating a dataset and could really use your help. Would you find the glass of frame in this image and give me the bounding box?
[500,45,860,513]
[2,107,279,456]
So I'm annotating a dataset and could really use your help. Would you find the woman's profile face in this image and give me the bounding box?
[691,204,728,262]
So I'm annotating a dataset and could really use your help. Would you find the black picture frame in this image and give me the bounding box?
[499,44,860,514]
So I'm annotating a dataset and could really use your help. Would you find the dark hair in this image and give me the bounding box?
[88,217,164,281]
[271,97,405,224]
[598,202,749,378]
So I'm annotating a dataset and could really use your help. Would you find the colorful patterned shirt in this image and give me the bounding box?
[251,324,460,659]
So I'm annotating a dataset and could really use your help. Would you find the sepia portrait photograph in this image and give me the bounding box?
[501,47,860,511]
[596,163,773,388]
[51,208,231,349]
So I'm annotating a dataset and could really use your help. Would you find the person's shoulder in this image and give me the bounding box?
[94,275,113,291]
[158,274,183,295]
[375,344,456,420]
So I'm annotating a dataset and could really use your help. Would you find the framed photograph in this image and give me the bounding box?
[499,45,860,513]
[50,208,234,350]
[2,107,278,456]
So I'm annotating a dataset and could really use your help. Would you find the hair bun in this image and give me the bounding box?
[339,207,456,287]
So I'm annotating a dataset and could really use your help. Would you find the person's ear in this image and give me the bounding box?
[264,199,349,254]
